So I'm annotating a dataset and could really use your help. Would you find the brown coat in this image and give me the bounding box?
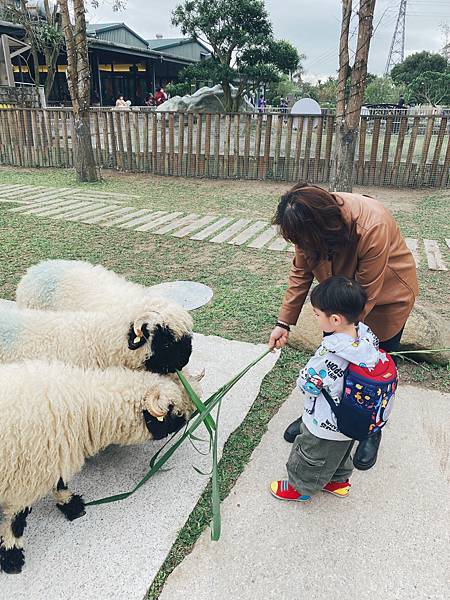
[278,192,419,341]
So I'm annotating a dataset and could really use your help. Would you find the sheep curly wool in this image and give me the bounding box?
[0,300,192,374]
[15,260,194,374]
[0,359,201,574]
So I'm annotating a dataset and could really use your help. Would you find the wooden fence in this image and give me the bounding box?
[0,108,449,187]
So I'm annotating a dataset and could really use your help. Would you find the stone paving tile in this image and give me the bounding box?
[101,208,149,227]
[8,197,72,213]
[172,215,217,238]
[210,219,251,243]
[10,199,87,216]
[118,211,167,230]
[405,238,420,268]
[153,213,199,235]
[247,225,279,249]
[424,239,448,271]
[190,217,234,241]
[228,221,268,246]
[37,201,95,218]
[135,212,184,232]
[83,207,135,225]
[267,237,288,251]
[70,205,121,223]
[51,203,107,220]
[62,205,116,222]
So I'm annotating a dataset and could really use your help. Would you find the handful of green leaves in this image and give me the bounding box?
[86,349,272,541]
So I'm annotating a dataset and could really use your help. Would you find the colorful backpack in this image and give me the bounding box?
[322,350,398,441]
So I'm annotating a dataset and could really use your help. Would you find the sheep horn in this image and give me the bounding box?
[133,311,162,338]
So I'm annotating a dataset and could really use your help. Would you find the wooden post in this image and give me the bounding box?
[161,112,167,175]
[369,117,381,184]
[302,117,313,181]
[379,115,393,185]
[214,114,221,177]
[294,116,304,181]
[115,111,124,170]
[143,112,149,171]
[263,113,272,179]
[418,116,435,184]
[124,111,133,170]
[134,111,142,171]
[178,112,185,176]
[102,111,110,167]
[356,117,367,184]
[224,114,232,178]
[324,115,334,182]
[438,131,450,188]
[169,112,175,175]
[93,111,101,167]
[204,113,211,177]
[430,117,447,185]
[32,109,42,167]
[273,115,283,179]
[404,116,420,186]
[243,114,251,179]
[391,116,408,185]
[152,112,158,173]
[233,114,240,178]
[313,116,323,181]
[196,113,203,176]
[187,113,194,176]
[254,114,263,179]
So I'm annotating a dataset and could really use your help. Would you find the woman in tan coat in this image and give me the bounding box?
[269,183,418,470]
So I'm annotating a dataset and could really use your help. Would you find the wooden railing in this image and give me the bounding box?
[0,108,448,187]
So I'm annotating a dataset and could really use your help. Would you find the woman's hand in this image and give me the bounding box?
[268,326,290,350]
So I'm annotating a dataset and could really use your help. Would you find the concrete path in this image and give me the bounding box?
[160,386,450,600]
[1,183,449,267]
[2,334,279,600]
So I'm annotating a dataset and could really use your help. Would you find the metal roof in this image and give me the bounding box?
[147,37,211,54]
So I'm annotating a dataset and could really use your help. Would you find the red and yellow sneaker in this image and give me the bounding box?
[322,480,351,497]
[270,479,311,502]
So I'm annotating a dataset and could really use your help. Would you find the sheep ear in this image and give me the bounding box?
[142,388,166,418]
[128,322,148,350]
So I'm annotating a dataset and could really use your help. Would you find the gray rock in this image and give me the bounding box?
[157,85,254,114]
[288,302,449,365]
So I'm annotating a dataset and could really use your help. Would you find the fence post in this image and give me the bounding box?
[262,113,272,179]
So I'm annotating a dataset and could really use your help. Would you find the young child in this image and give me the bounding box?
[270,276,381,502]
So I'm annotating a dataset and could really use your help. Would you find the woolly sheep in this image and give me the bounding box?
[0,299,192,374]
[17,259,171,313]
[0,359,203,574]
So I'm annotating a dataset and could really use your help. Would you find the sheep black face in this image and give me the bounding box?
[143,405,187,439]
[128,323,193,375]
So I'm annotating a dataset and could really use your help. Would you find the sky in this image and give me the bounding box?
[86,0,450,81]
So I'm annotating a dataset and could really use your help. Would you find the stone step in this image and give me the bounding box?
[424,239,448,271]
[210,219,252,243]
[118,211,168,229]
[9,199,88,216]
[267,237,288,251]
[82,206,134,225]
[247,225,278,249]
[153,213,199,235]
[37,201,95,218]
[228,221,268,246]
[101,208,150,227]
[405,238,420,268]
[172,215,218,238]
[135,212,185,232]
[190,217,234,241]
[52,203,108,220]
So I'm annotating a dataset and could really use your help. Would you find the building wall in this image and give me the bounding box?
[160,42,209,62]
[95,29,148,49]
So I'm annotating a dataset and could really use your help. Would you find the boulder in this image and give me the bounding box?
[288,302,449,365]
[157,85,254,114]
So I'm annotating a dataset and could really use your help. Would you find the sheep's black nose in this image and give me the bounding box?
[143,406,187,439]
[145,326,192,374]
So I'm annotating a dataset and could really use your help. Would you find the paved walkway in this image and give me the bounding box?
[1,183,449,267]
[160,386,450,600]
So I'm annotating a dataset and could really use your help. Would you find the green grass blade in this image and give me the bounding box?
[177,369,216,434]
[210,400,223,541]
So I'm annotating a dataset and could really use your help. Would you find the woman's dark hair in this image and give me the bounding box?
[272,182,351,263]
[310,276,368,324]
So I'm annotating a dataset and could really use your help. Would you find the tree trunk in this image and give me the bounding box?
[330,0,376,192]
[222,81,233,113]
[60,0,98,182]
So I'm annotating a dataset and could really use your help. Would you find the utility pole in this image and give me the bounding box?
[385,0,407,74]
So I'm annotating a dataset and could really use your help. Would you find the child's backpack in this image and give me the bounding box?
[322,350,398,440]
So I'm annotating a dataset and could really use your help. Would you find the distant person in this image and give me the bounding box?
[115,95,128,108]
[397,94,405,109]
[154,86,167,106]
[145,93,155,107]
[257,95,265,113]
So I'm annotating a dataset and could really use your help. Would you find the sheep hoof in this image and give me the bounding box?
[0,545,25,574]
[57,494,86,521]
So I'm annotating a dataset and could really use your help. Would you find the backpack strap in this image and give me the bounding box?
[321,387,340,419]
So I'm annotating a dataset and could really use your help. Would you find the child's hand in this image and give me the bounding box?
[268,326,289,350]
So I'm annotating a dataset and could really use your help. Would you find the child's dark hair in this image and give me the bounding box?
[310,276,368,324]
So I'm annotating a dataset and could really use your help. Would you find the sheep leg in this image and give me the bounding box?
[53,478,86,521]
[0,507,30,574]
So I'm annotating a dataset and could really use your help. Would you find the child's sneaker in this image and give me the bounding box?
[322,479,351,497]
[270,479,311,502]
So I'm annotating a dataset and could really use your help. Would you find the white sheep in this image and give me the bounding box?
[0,359,203,574]
[17,259,168,313]
[0,299,193,374]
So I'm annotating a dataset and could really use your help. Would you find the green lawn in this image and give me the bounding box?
[0,167,449,597]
